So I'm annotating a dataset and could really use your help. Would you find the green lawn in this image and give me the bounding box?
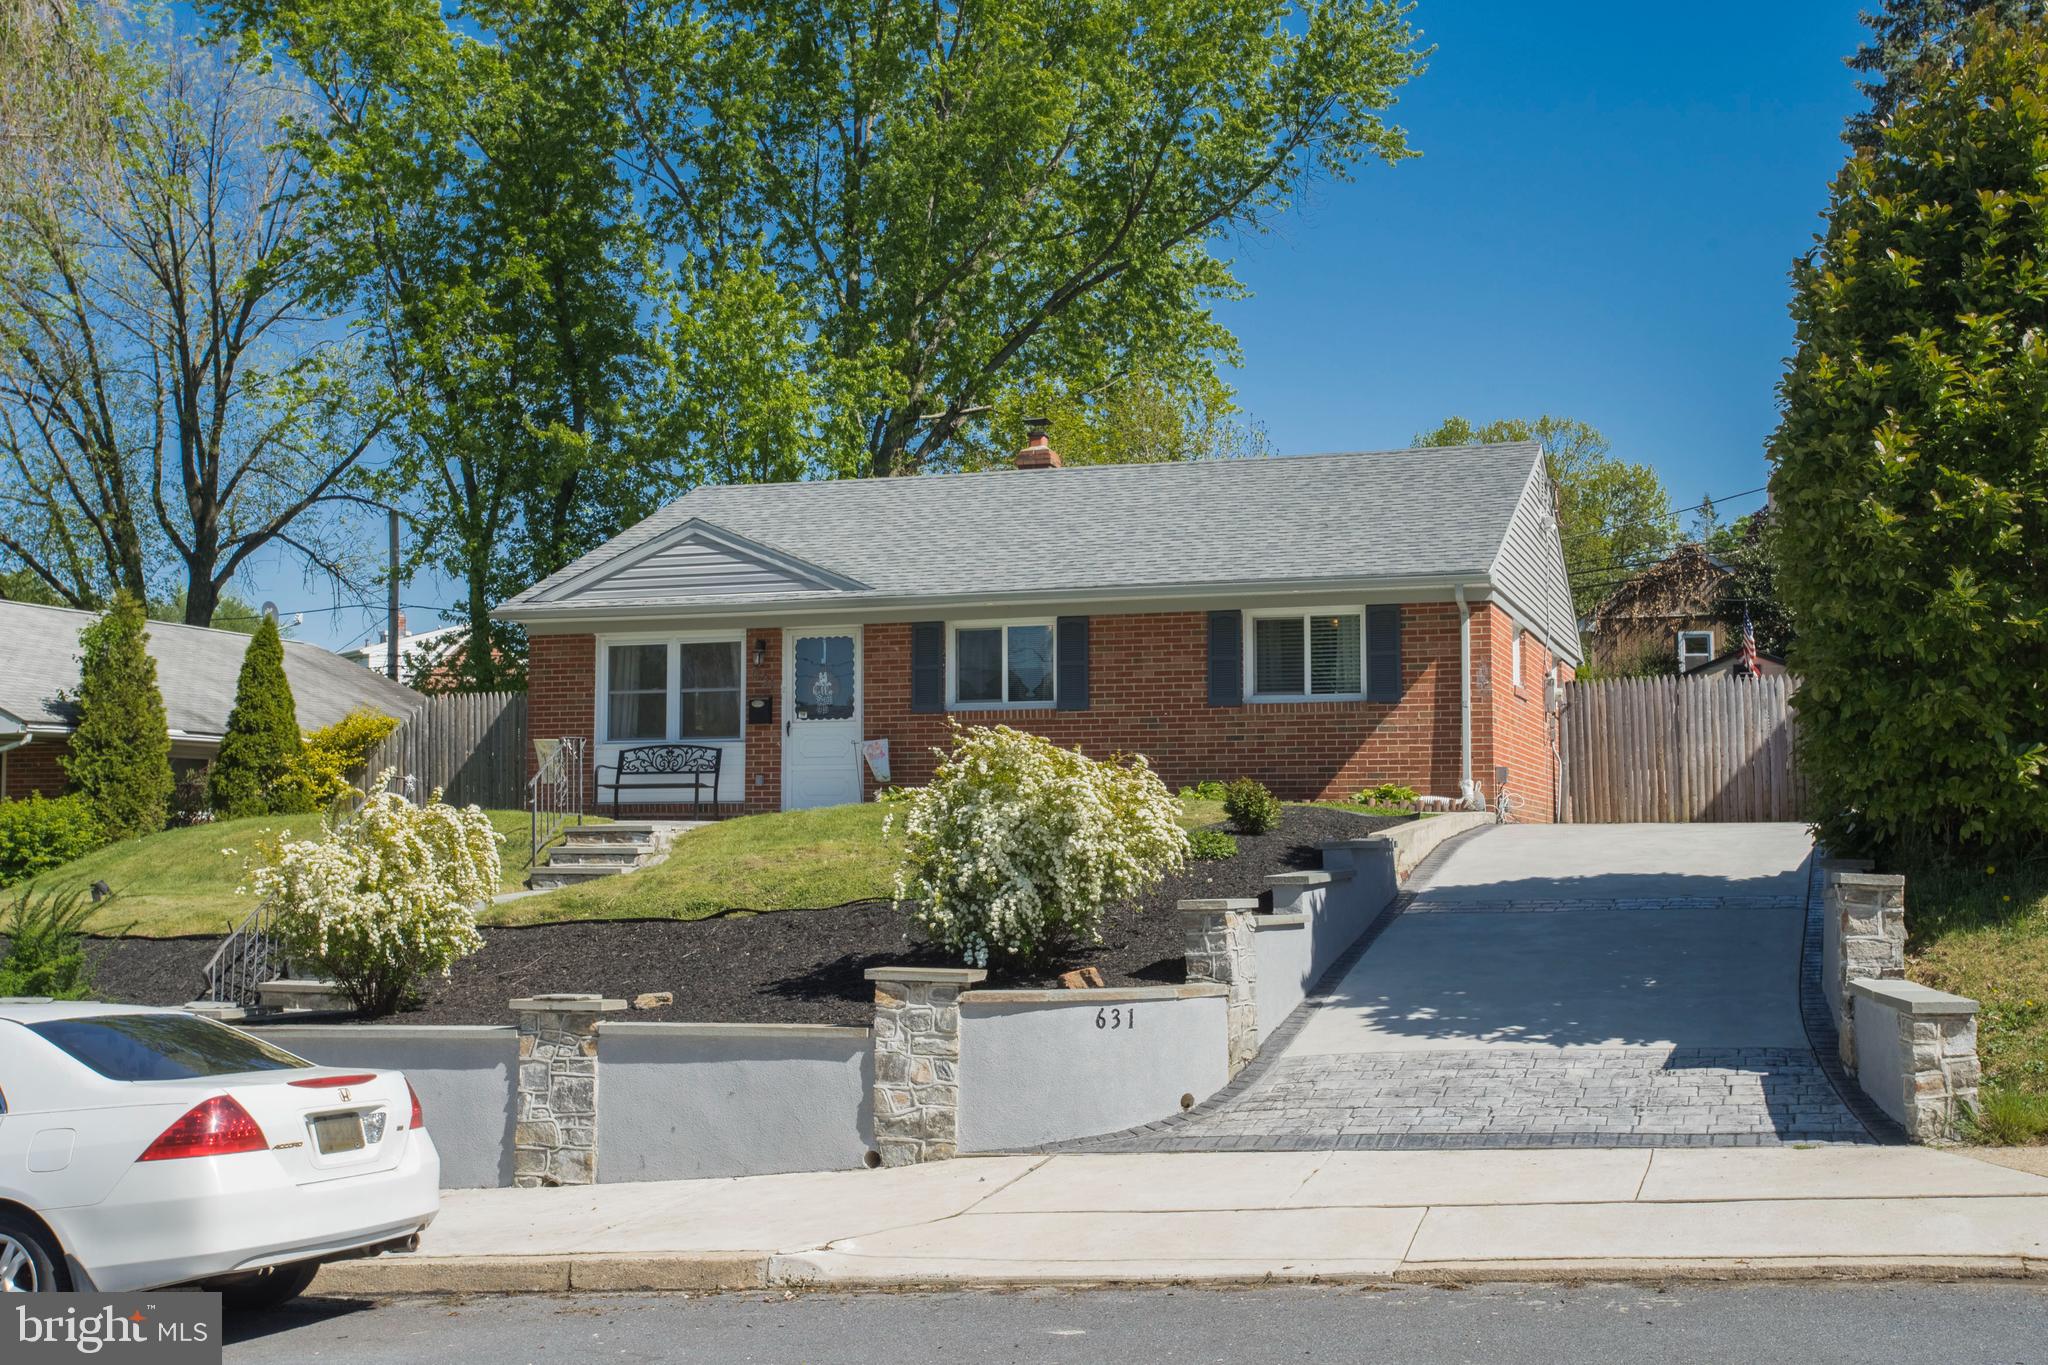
[1904,859,2048,1146]
[484,802,899,926]
[30,810,552,938]
[484,795,1373,927]
[40,793,1392,940]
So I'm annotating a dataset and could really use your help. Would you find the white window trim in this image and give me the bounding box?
[947,617,1058,710]
[1512,629,1524,687]
[1243,606,1367,703]
[1677,629,1716,672]
[596,630,747,744]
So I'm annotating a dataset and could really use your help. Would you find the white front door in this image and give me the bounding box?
[782,627,863,809]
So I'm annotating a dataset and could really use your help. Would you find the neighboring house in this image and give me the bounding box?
[498,436,1583,821]
[1688,648,1788,680]
[340,619,470,686]
[1585,542,1734,675]
[0,601,423,800]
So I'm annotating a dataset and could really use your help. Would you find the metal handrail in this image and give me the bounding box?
[528,736,586,870]
[197,901,290,1007]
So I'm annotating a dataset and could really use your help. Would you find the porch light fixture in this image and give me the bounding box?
[752,638,767,666]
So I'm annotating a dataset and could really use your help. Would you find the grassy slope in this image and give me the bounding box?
[1903,859,2048,1145]
[33,810,551,938]
[481,796,1320,927]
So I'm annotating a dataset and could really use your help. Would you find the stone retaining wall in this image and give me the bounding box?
[243,814,1477,1183]
[1818,858,1985,1143]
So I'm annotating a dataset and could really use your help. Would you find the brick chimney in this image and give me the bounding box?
[1014,417,1062,470]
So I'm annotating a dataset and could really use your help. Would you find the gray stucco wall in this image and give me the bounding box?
[254,1024,517,1189]
[1253,917,1312,1042]
[957,988,1229,1151]
[595,1022,874,1180]
[1851,993,1911,1129]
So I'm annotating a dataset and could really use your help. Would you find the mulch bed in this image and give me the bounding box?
[73,806,1410,1029]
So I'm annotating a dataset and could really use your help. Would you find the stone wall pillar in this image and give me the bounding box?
[511,993,624,1187]
[866,966,984,1167]
[1181,898,1258,1075]
[1828,871,1905,1073]
[1850,979,1982,1142]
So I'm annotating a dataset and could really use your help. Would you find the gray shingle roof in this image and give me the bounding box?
[504,444,1563,624]
[0,600,423,738]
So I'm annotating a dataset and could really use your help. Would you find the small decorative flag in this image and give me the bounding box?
[861,738,891,782]
[1740,608,1760,679]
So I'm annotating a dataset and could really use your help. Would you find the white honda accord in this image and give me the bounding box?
[0,1001,438,1307]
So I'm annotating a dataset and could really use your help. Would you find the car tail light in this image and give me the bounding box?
[407,1081,424,1132]
[288,1073,378,1088]
[138,1095,266,1161]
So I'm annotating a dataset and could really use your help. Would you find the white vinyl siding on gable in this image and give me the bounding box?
[1247,610,1364,701]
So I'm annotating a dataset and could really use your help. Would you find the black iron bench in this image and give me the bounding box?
[597,743,722,815]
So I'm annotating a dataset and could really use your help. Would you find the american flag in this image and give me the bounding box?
[1740,608,1760,678]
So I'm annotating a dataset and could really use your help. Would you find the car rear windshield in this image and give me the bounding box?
[29,1015,311,1082]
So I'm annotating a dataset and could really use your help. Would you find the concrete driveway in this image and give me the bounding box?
[1082,823,1875,1151]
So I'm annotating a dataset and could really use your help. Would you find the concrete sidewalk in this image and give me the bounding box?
[314,1147,2048,1294]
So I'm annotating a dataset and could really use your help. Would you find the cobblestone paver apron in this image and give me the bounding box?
[1052,832,1881,1153]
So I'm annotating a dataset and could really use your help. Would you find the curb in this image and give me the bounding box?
[309,1252,2048,1296]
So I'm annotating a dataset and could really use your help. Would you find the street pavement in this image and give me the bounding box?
[228,1281,2048,1363]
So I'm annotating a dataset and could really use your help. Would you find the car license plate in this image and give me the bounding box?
[311,1113,365,1155]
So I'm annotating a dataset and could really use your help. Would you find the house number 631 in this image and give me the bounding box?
[1094,1007,1136,1031]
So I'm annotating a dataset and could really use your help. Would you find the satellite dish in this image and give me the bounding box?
[261,600,279,622]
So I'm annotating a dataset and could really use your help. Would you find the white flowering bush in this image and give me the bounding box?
[252,773,498,1015]
[890,725,1190,967]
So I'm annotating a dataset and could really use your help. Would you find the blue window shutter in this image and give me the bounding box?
[910,622,945,713]
[1056,616,1090,711]
[1207,610,1242,706]
[1366,605,1403,702]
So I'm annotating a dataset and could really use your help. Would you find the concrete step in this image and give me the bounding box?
[528,863,631,889]
[546,842,652,866]
[561,822,657,844]
[257,979,351,1013]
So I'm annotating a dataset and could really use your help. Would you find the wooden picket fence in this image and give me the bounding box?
[1558,674,1807,823]
[360,691,530,810]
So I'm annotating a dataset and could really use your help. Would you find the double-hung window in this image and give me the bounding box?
[606,644,668,742]
[603,638,744,742]
[952,622,1055,707]
[1677,630,1715,673]
[1249,611,1362,700]
[1512,630,1524,687]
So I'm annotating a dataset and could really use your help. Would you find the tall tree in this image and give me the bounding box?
[0,18,387,623]
[1772,15,2048,856]
[224,0,676,688]
[624,0,1426,478]
[1844,0,2045,148]
[206,614,307,816]
[60,589,173,837]
[1413,416,1677,617]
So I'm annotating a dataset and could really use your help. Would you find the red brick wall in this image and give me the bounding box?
[742,628,781,814]
[1475,607,1562,823]
[526,632,600,807]
[2,736,69,799]
[527,603,1569,821]
[864,605,1470,803]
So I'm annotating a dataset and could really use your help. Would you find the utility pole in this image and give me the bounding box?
[387,507,401,681]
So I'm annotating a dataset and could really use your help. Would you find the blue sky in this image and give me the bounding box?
[257,0,1873,652]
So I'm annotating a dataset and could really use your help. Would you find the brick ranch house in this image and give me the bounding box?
[500,439,1582,821]
[0,599,422,800]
